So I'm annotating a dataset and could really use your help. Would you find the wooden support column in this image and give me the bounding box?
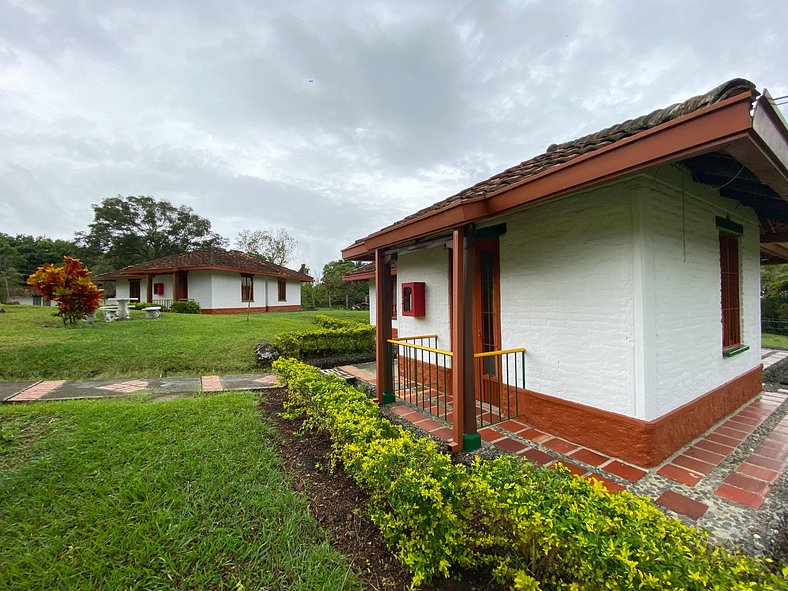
[451,224,480,452]
[146,273,153,303]
[375,249,394,404]
[172,272,178,301]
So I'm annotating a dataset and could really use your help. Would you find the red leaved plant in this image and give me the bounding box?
[27,257,104,326]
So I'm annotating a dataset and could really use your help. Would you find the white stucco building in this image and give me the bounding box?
[95,248,311,314]
[342,79,788,465]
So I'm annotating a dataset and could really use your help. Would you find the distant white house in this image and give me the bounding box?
[94,247,312,314]
[342,78,788,464]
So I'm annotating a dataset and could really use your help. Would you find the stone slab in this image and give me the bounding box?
[0,381,37,402]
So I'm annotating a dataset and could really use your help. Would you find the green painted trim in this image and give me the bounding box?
[722,344,750,358]
[476,223,507,239]
[463,432,482,451]
[715,216,743,236]
[381,391,396,404]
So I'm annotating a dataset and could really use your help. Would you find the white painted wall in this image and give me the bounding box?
[266,278,301,308]
[368,279,399,330]
[187,271,212,308]
[397,246,452,366]
[645,165,760,419]
[392,166,761,421]
[115,280,130,298]
[211,271,249,308]
[498,182,637,416]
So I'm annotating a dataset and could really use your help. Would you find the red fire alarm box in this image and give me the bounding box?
[401,282,425,317]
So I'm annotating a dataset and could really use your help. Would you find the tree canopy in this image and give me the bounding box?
[234,228,298,267]
[0,233,81,301]
[76,195,226,270]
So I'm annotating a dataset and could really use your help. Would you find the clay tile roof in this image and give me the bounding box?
[94,247,313,282]
[343,261,397,281]
[374,78,757,235]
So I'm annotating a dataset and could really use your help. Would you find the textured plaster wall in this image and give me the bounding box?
[211,271,247,308]
[397,246,452,353]
[646,165,761,420]
[498,183,637,416]
[187,271,212,308]
[368,280,398,330]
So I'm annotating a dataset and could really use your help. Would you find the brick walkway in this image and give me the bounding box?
[2,374,280,403]
[341,352,788,547]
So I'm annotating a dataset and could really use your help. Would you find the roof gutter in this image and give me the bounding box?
[342,90,759,260]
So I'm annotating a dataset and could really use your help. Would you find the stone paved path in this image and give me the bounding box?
[1,373,280,403]
[341,353,788,553]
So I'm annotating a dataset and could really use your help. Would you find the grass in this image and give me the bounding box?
[763,332,788,349]
[0,305,368,380]
[0,392,362,591]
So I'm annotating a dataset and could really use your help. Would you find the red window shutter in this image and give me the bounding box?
[719,233,741,349]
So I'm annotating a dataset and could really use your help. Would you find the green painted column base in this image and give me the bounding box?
[381,391,395,404]
[463,432,482,451]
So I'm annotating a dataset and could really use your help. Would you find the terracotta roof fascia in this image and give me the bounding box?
[343,272,375,281]
[341,241,372,260]
[349,91,756,257]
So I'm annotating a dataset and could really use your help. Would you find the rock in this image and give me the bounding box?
[255,342,280,367]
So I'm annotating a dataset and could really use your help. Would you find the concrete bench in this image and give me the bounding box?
[142,306,162,319]
[98,306,119,322]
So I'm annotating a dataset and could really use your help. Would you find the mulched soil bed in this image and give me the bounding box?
[258,388,502,591]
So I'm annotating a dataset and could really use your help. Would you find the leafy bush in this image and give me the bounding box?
[273,358,788,590]
[26,257,103,326]
[313,314,358,329]
[170,300,200,314]
[274,321,374,359]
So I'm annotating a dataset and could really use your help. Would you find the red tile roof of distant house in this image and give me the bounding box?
[343,261,397,281]
[94,247,313,282]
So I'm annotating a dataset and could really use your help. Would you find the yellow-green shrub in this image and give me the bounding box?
[273,358,788,590]
[274,323,375,358]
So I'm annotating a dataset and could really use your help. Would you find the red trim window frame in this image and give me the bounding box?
[277,279,287,302]
[241,274,254,302]
[717,217,743,352]
[153,282,165,296]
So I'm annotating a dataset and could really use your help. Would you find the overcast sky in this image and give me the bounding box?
[2,0,787,276]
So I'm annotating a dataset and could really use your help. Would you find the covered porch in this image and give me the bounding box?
[369,225,518,453]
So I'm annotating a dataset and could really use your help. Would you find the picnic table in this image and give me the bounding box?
[107,298,137,320]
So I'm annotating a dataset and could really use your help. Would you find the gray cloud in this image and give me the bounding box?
[1,0,786,275]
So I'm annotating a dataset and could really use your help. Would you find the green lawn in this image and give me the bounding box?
[762,332,788,349]
[0,392,361,591]
[0,305,368,380]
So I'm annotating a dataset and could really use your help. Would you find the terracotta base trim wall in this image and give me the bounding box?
[381,351,762,467]
[201,305,302,314]
[519,365,763,467]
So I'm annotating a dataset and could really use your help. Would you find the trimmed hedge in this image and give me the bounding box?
[170,300,200,314]
[313,314,358,329]
[274,317,374,359]
[273,358,788,590]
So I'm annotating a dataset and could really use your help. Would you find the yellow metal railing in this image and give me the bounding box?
[388,337,453,421]
[387,336,527,427]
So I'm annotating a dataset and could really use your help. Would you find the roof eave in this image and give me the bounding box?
[343,90,758,260]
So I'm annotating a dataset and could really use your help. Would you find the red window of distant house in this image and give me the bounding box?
[719,231,741,349]
[153,282,164,296]
[278,280,287,302]
[241,274,254,302]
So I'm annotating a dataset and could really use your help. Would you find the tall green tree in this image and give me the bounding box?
[0,233,81,300]
[76,196,226,269]
[316,260,367,308]
[235,228,298,267]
